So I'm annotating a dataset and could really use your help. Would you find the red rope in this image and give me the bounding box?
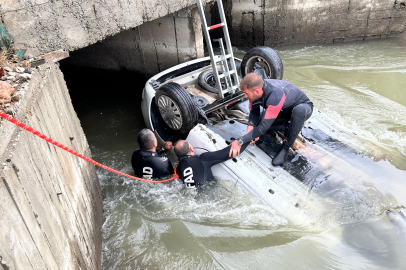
[0,111,178,183]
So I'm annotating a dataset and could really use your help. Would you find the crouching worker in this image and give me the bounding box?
[174,140,250,188]
[230,73,313,166]
[131,129,174,179]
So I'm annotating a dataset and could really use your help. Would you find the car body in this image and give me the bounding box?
[140,51,406,229]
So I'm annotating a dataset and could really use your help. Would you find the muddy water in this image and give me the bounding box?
[63,39,406,269]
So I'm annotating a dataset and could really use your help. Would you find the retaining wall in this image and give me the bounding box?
[60,7,204,77]
[1,0,209,57]
[210,0,406,47]
[0,63,103,270]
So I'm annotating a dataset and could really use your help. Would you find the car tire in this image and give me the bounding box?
[197,69,220,94]
[197,69,237,94]
[241,47,284,80]
[155,82,199,136]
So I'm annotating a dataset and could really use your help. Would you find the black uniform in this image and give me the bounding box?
[131,147,174,179]
[176,143,249,188]
[241,79,313,147]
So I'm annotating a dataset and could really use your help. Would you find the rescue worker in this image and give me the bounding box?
[229,73,313,166]
[174,140,250,188]
[131,129,174,179]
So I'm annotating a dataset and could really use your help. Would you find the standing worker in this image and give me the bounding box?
[229,73,313,165]
[131,129,174,179]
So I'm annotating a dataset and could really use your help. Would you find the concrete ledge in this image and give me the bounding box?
[2,0,210,56]
[0,62,103,270]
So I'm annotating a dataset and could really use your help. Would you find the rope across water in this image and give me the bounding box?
[0,111,178,183]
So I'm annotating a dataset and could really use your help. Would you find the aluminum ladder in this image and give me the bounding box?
[196,0,240,99]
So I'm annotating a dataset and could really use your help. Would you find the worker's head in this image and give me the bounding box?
[174,140,194,157]
[137,129,157,151]
[239,73,264,102]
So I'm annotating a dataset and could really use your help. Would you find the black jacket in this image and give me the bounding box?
[241,79,312,144]
[176,142,249,188]
[131,148,174,179]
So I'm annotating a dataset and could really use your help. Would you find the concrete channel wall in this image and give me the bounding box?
[0,63,103,270]
[61,7,204,77]
[220,0,406,47]
[3,0,405,76]
[1,0,209,56]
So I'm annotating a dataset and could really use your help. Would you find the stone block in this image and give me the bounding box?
[242,12,254,32]
[389,16,406,33]
[346,12,369,29]
[312,31,326,43]
[363,35,382,40]
[230,28,243,46]
[279,12,296,31]
[393,9,406,17]
[344,37,365,42]
[348,0,371,13]
[344,27,366,38]
[369,9,394,20]
[155,41,179,71]
[137,24,159,75]
[264,0,278,9]
[365,18,391,35]
[330,14,348,31]
[325,30,345,42]
[328,0,350,14]
[253,13,264,45]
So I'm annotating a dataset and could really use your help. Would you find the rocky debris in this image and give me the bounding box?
[16,67,25,73]
[0,81,15,103]
[11,94,21,102]
[0,63,34,116]
[0,47,36,116]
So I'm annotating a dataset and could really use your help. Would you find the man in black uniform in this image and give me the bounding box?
[131,129,174,179]
[229,73,313,166]
[174,140,250,188]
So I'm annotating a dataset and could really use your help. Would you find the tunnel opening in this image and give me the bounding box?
[57,4,207,171]
[58,3,209,148]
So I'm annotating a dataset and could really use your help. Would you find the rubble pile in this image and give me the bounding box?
[0,54,35,116]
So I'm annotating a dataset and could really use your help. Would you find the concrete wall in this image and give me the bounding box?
[60,7,204,77]
[215,0,406,47]
[1,0,209,56]
[3,0,405,59]
[0,63,103,269]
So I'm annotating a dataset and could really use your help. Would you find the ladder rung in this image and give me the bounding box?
[217,70,235,79]
[208,23,224,30]
[215,55,232,63]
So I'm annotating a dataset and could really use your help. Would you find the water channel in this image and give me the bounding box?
[61,38,406,269]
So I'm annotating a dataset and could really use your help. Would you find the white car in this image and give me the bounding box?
[140,47,405,228]
[141,47,283,141]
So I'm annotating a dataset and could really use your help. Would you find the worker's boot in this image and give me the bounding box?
[272,142,290,166]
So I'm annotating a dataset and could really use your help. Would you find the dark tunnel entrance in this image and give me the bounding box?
[57,4,206,175]
[58,3,205,151]
[59,62,148,166]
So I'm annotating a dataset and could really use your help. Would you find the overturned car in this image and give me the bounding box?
[140,46,406,229]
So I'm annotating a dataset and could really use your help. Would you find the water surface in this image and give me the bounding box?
[63,38,406,269]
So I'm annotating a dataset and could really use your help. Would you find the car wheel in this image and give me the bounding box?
[241,47,284,80]
[198,69,236,94]
[155,82,199,136]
